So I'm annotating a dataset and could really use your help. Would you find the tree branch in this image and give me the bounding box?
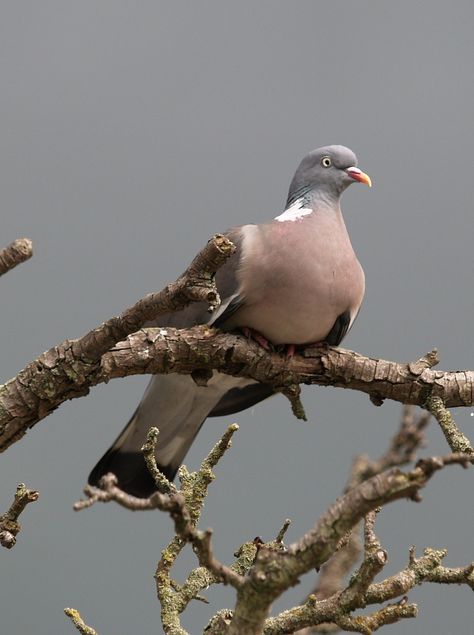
[226,453,472,635]
[294,406,430,634]
[77,424,244,633]
[74,233,234,362]
[265,520,474,635]
[74,409,474,635]
[425,395,474,454]
[0,233,235,451]
[0,483,39,549]
[0,326,472,454]
[64,608,98,635]
[0,231,472,454]
[0,238,33,277]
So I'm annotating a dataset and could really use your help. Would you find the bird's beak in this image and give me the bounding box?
[346,166,372,188]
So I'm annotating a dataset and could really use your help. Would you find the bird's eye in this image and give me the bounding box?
[321,156,332,168]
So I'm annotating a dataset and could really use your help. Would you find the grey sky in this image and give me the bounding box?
[0,2,473,633]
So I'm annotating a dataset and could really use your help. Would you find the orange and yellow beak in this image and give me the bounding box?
[346,166,372,187]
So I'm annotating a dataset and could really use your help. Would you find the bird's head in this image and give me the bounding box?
[286,145,371,207]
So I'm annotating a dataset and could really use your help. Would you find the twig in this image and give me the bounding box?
[363,509,381,552]
[425,395,474,454]
[0,483,39,549]
[0,238,33,277]
[339,511,387,606]
[275,519,292,543]
[74,473,179,512]
[335,600,417,634]
[364,546,474,602]
[154,424,243,633]
[279,384,307,421]
[142,427,177,495]
[64,608,98,635]
[192,529,244,588]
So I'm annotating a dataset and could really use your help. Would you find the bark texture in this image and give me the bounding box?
[0,327,472,453]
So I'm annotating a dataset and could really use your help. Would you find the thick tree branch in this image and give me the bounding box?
[0,326,472,454]
[0,230,472,454]
[0,238,33,277]
[75,233,234,362]
[0,233,235,451]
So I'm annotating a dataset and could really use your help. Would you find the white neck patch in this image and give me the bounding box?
[275,197,313,222]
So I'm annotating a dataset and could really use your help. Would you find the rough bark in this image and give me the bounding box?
[0,326,472,453]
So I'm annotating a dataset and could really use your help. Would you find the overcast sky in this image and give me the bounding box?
[0,2,473,634]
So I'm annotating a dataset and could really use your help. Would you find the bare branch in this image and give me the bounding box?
[425,395,474,454]
[0,483,39,549]
[76,413,473,635]
[291,454,471,575]
[0,326,472,455]
[77,423,243,633]
[0,238,33,277]
[265,544,474,634]
[75,233,235,362]
[192,528,244,588]
[364,546,474,603]
[64,608,98,635]
[74,473,179,512]
[424,561,474,589]
[275,519,292,543]
[0,231,471,454]
[101,336,474,412]
[0,233,234,452]
[294,407,429,634]
[335,600,417,633]
[142,427,177,495]
[228,454,471,635]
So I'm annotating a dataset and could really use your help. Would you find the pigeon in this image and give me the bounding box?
[89,145,371,496]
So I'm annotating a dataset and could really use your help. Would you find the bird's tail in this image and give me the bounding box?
[88,374,224,497]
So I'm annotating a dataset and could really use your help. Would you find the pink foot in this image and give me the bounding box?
[242,327,272,351]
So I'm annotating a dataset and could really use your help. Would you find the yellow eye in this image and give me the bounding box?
[321,156,332,168]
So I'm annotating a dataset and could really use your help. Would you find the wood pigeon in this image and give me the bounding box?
[89,145,371,496]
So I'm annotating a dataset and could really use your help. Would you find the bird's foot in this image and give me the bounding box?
[241,327,272,351]
[241,330,297,359]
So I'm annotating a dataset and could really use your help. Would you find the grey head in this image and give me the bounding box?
[286,145,371,208]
